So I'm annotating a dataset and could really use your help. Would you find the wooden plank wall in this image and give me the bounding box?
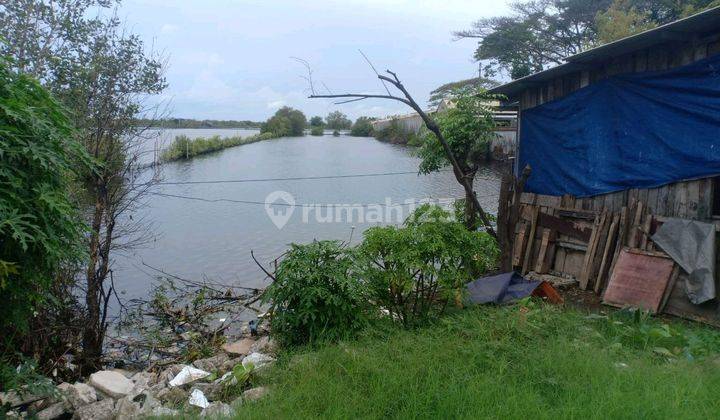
[516,34,720,221]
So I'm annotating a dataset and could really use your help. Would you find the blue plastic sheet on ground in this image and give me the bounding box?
[519,54,720,197]
[466,272,541,304]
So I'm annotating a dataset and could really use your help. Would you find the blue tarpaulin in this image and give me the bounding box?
[466,272,541,304]
[519,54,720,197]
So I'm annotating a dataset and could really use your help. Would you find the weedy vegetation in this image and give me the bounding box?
[160,133,276,162]
[233,302,720,419]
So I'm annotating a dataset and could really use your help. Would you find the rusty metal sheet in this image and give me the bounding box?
[603,249,675,313]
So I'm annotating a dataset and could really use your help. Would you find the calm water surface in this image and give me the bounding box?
[115,129,503,303]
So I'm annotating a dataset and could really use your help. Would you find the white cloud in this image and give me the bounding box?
[160,23,178,35]
[267,100,285,109]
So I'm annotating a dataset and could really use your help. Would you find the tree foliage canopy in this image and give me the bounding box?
[309,116,324,127]
[261,106,307,137]
[428,77,500,109]
[456,0,720,80]
[350,116,376,137]
[0,58,90,333]
[325,111,352,130]
[417,87,498,176]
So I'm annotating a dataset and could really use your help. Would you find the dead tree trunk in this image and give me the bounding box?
[310,70,496,238]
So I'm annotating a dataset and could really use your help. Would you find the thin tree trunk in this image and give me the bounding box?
[82,193,104,372]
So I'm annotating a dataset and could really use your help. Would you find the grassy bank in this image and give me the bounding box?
[233,303,720,419]
[160,133,276,162]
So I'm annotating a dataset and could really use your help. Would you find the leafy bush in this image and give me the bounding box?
[374,119,422,145]
[357,205,498,327]
[350,116,376,137]
[262,241,370,346]
[0,58,89,340]
[589,308,720,360]
[160,132,275,162]
[310,126,324,136]
[261,106,307,137]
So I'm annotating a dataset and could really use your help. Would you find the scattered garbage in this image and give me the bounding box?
[168,366,211,387]
[189,388,210,409]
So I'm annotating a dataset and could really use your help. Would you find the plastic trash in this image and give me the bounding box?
[168,366,211,387]
[188,388,210,409]
[242,352,275,369]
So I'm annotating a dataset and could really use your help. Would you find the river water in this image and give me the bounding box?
[114,129,503,304]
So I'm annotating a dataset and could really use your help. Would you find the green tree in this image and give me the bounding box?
[1,0,167,371]
[309,115,324,127]
[596,0,656,43]
[350,116,376,137]
[0,58,90,358]
[455,0,613,79]
[325,110,352,130]
[456,0,720,79]
[261,106,307,137]
[416,87,498,229]
[428,77,500,109]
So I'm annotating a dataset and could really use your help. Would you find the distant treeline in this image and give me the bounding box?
[136,118,263,129]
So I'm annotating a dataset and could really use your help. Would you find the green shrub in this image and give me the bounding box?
[0,58,89,339]
[262,241,370,346]
[357,205,498,327]
[350,116,375,137]
[160,132,276,162]
[374,120,421,145]
[310,126,324,136]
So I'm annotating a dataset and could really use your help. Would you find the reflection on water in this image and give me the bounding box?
[115,130,503,306]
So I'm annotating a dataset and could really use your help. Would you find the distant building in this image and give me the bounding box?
[370,98,517,159]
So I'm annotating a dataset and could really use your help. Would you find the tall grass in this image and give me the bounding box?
[160,132,276,162]
[230,304,720,419]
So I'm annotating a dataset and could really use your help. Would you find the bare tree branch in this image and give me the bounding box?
[309,68,497,238]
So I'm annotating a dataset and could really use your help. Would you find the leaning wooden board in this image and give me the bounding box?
[602,248,675,313]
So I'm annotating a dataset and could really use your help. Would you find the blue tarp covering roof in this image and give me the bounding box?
[519,53,720,198]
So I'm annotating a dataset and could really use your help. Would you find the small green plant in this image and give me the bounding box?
[357,205,498,328]
[588,308,720,360]
[262,241,370,346]
[310,126,324,136]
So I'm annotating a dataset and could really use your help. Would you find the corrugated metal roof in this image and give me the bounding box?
[488,6,720,99]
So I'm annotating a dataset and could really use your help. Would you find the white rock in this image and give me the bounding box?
[58,382,97,409]
[151,406,180,417]
[242,386,269,402]
[250,336,276,354]
[242,352,275,370]
[36,401,69,420]
[200,402,233,417]
[222,338,255,356]
[72,398,115,420]
[168,366,211,387]
[188,389,210,409]
[115,391,161,419]
[89,370,134,399]
[129,371,156,395]
[193,353,230,372]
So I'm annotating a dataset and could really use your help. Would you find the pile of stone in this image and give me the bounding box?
[1,336,276,419]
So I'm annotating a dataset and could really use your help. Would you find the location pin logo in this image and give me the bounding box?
[265,191,295,229]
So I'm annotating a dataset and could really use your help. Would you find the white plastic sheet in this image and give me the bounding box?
[188,389,210,409]
[168,366,211,387]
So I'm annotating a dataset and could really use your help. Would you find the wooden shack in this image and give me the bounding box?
[490,7,720,324]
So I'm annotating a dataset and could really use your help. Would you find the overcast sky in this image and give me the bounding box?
[120,0,511,121]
